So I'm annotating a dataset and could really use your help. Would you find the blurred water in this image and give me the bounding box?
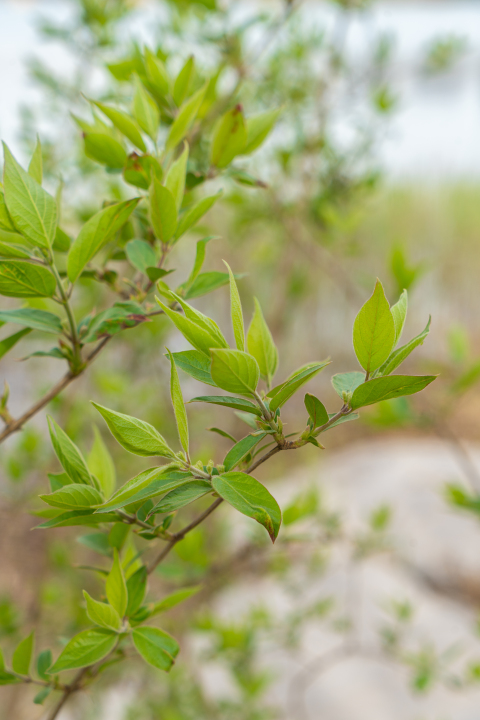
[1,0,480,179]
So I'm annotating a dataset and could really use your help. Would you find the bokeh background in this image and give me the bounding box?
[2,1,480,719]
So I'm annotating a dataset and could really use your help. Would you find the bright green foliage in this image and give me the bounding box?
[92,403,174,458]
[132,627,179,672]
[133,75,159,140]
[167,348,189,455]
[212,472,281,543]
[149,178,177,243]
[244,108,282,154]
[92,101,146,151]
[350,375,436,410]
[304,394,329,428]
[105,551,128,618]
[0,262,56,298]
[28,137,43,184]
[151,481,212,514]
[3,143,57,248]
[40,483,103,509]
[0,308,62,334]
[83,591,121,631]
[247,298,278,385]
[211,349,260,395]
[49,629,117,673]
[225,261,245,351]
[353,280,395,375]
[166,82,207,151]
[223,433,267,471]
[88,427,116,499]
[48,417,95,486]
[165,142,189,212]
[211,105,247,168]
[12,632,34,675]
[391,289,408,346]
[269,362,329,412]
[84,133,127,168]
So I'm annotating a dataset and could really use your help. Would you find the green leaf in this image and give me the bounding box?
[28,137,43,184]
[95,468,191,513]
[150,480,212,514]
[148,586,199,615]
[68,198,139,283]
[0,262,56,298]
[49,629,117,673]
[81,301,147,344]
[211,349,260,396]
[331,371,364,399]
[210,105,247,168]
[182,236,214,291]
[350,375,437,410]
[212,471,281,542]
[156,299,227,356]
[0,308,62,334]
[125,239,157,275]
[48,417,95,486]
[133,76,159,140]
[223,433,267,471]
[132,626,179,671]
[36,649,52,680]
[167,349,189,455]
[0,240,32,259]
[269,361,329,412]
[123,152,163,189]
[84,133,127,169]
[83,591,121,631]
[126,566,147,616]
[189,395,261,415]
[377,317,431,377]
[0,192,16,232]
[0,327,31,360]
[0,670,20,685]
[40,484,103,510]
[92,101,146,151]
[12,632,34,675]
[224,261,244,351]
[92,402,174,458]
[77,532,111,556]
[88,427,116,499]
[53,227,71,252]
[208,427,237,442]
[3,143,57,248]
[246,298,278,383]
[48,472,72,492]
[165,142,189,213]
[174,191,222,242]
[304,394,329,428]
[33,687,52,705]
[391,289,408,346]
[353,280,395,374]
[35,510,121,529]
[170,350,216,387]
[106,550,128,617]
[145,49,170,97]
[173,56,195,107]
[183,271,231,299]
[149,178,177,243]
[243,108,282,154]
[166,82,208,152]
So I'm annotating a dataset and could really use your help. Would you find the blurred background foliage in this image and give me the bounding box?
[2,0,480,718]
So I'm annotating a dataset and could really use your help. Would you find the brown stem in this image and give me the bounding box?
[46,667,89,720]
[0,337,110,445]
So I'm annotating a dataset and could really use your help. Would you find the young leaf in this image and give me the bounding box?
[84,133,127,169]
[149,179,177,243]
[224,261,244,351]
[145,49,169,96]
[48,417,95,486]
[173,56,195,107]
[150,481,212,515]
[35,510,121,529]
[95,468,191,513]
[174,191,222,242]
[133,76,159,140]
[189,395,261,415]
[170,350,216,387]
[376,317,431,377]
[269,361,330,412]
[148,586,200,615]
[125,239,157,275]
[28,137,43,184]
[165,142,189,212]
[12,632,34,675]
[246,298,278,383]
[183,271,231,299]
[83,591,121,631]
[92,402,174,458]
[3,143,57,248]
[132,626,179,671]
[126,567,148,616]
[304,394,329,428]
[33,686,52,705]
[353,280,395,374]
[92,101,146,151]
[36,649,52,680]
[350,375,437,410]
[211,349,260,396]
[0,262,56,298]
[88,427,116,499]
[243,108,282,154]
[223,433,267,471]
[212,471,281,542]
[167,348,189,455]
[40,484,103,510]
[391,289,408,346]
[67,198,139,283]
[0,308,63,334]
[106,551,128,618]
[49,629,117,673]
[0,327,31,360]
[331,372,364,399]
[166,82,208,152]
[0,241,32,259]
[156,299,227,356]
[210,105,247,168]
[182,236,214,291]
